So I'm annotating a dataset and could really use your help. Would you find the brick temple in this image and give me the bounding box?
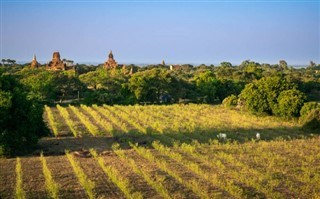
[31,54,40,68]
[46,52,67,70]
[104,50,118,69]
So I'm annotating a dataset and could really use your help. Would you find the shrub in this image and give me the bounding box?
[222,94,238,108]
[301,109,320,132]
[274,89,306,118]
[239,83,270,114]
[300,102,320,117]
[0,73,48,156]
[239,76,304,117]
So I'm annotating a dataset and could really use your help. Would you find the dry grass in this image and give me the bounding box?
[1,104,319,199]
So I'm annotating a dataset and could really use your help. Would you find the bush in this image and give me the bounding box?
[274,89,306,118]
[239,83,270,114]
[301,109,320,132]
[0,73,48,156]
[239,76,305,117]
[300,102,320,117]
[222,94,238,108]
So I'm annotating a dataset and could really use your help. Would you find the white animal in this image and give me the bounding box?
[217,133,227,140]
[256,133,261,140]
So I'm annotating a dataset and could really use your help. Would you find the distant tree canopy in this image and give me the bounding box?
[0,72,48,156]
[194,71,219,103]
[1,58,320,112]
[80,68,132,105]
[16,68,86,103]
[128,68,182,103]
[1,59,16,66]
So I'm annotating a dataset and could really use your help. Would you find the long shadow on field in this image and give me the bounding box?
[37,136,116,156]
[31,125,315,157]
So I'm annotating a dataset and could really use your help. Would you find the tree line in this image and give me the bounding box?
[1,60,320,156]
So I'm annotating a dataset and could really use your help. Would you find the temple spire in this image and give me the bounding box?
[31,54,40,69]
[108,50,114,59]
[104,50,117,69]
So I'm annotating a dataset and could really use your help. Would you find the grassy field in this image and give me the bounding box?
[1,104,319,198]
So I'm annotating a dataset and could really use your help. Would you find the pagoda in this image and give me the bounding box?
[104,50,118,69]
[46,52,66,70]
[31,54,40,68]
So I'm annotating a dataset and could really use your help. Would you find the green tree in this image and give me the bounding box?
[220,62,232,68]
[16,68,86,103]
[279,60,288,70]
[216,79,244,102]
[216,62,234,80]
[17,68,57,101]
[79,68,107,90]
[80,68,132,105]
[129,68,179,103]
[240,76,298,116]
[0,73,48,156]
[274,89,306,117]
[194,71,219,103]
[53,73,86,102]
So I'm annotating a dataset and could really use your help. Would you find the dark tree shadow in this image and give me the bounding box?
[21,124,318,157]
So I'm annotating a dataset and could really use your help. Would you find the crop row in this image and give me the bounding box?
[45,104,303,140]
[11,137,320,198]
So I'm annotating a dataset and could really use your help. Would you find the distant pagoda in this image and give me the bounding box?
[46,52,67,70]
[104,50,118,69]
[31,54,40,68]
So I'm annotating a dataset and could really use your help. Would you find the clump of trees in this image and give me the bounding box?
[80,68,133,105]
[1,59,16,66]
[4,59,318,109]
[16,67,86,103]
[239,76,306,118]
[0,72,48,156]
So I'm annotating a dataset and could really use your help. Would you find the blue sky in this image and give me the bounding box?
[1,0,319,65]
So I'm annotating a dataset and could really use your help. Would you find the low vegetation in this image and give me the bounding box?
[90,149,143,199]
[40,152,59,199]
[15,157,25,199]
[65,151,95,199]
[1,105,319,198]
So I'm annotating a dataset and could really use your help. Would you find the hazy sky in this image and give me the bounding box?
[1,0,319,65]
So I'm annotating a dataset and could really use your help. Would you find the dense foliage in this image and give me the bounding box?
[300,102,320,132]
[300,102,320,117]
[1,60,320,117]
[15,68,86,103]
[239,76,306,117]
[0,72,48,156]
[301,109,320,132]
[222,94,238,108]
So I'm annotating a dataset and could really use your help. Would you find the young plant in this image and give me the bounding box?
[90,149,143,199]
[112,143,172,199]
[56,105,78,137]
[81,105,115,136]
[65,151,95,199]
[45,105,59,137]
[69,105,100,136]
[40,152,59,199]
[15,157,26,199]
